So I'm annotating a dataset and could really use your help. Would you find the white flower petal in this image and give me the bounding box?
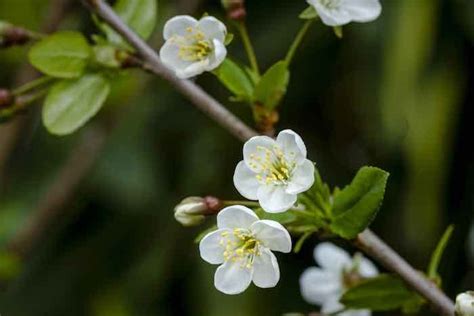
[339,309,371,316]
[214,261,252,295]
[314,242,352,273]
[198,16,227,43]
[205,39,226,71]
[159,41,192,72]
[276,129,307,165]
[358,256,379,278]
[199,228,229,264]
[243,135,277,172]
[257,185,297,213]
[233,161,259,200]
[299,267,341,305]
[163,15,198,40]
[307,0,352,26]
[250,220,291,253]
[252,248,280,288]
[286,159,315,194]
[176,60,209,79]
[341,0,382,22]
[217,205,259,230]
[321,297,344,314]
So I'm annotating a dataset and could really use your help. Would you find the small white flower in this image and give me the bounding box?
[456,291,474,316]
[307,0,382,26]
[160,15,227,79]
[199,205,292,294]
[299,242,379,316]
[233,129,315,213]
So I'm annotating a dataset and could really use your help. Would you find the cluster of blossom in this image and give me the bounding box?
[159,0,382,79]
[165,1,468,315]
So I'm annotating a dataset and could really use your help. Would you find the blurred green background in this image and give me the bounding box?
[0,0,473,315]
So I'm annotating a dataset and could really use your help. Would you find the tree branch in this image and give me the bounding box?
[81,1,455,315]
[355,230,454,316]
[82,0,257,142]
[6,125,107,257]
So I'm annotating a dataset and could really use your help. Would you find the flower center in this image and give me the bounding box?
[318,0,341,9]
[175,27,212,62]
[249,145,296,185]
[220,229,261,269]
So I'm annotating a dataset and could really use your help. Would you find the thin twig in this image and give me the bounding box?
[82,0,257,143]
[81,1,455,315]
[6,125,107,257]
[355,230,454,316]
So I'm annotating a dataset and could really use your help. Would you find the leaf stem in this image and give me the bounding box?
[12,76,54,96]
[237,22,260,76]
[285,19,314,65]
[222,200,260,207]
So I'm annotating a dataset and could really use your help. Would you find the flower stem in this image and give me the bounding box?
[237,22,260,76]
[222,200,260,207]
[285,19,314,65]
[12,76,54,96]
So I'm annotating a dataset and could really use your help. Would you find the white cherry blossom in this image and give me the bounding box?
[300,242,379,316]
[306,0,382,26]
[160,15,227,79]
[456,291,474,316]
[199,205,292,295]
[233,129,315,213]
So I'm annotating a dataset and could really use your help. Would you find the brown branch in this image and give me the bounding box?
[6,125,107,257]
[82,0,257,143]
[355,230,454,316]
[77,1,454,315]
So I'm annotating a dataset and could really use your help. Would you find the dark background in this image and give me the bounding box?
[0,0,473,315]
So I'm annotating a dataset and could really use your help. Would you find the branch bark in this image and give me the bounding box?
[82,0,257,142]
[81,1,455,315]
[355,230,454,316]
[7,125,107,256]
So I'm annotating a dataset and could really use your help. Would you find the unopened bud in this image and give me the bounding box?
[456,292,474,316]
[0,89,13,108]
[221,0,246,21]
[174,196,222,227]
[0,21,32,48]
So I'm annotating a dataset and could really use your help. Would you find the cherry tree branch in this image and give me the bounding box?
[81,1,455,315]
[355,230,454,316]
[82,0,257,142]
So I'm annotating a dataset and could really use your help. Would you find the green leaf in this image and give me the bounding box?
[100,0,157,47]
[224,33,234,46]
[333,26,343,38]
[427,224,454,280]
[330,166,389,239]
[0,251,21,280]
[341,274,416,311]
[43,73,110,135]
[254,61,290,109]
[299,6,318,20]
[213,58,255,102]
[28,31,91,78]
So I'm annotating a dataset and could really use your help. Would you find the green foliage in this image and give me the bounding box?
[330,167,389,239]
[224,33,234,46]
[333,26,343,38]
[0,252,21,280]
[341,274,419,311]
[28,31,91,78]
[302,167,332,216]
[427,225,454,281]
[42,73,110,135]
[213,59,255,102]
[98,0,157,48]
[92,45,122,69]
[299,6,318,20]
[253,61,290,110]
